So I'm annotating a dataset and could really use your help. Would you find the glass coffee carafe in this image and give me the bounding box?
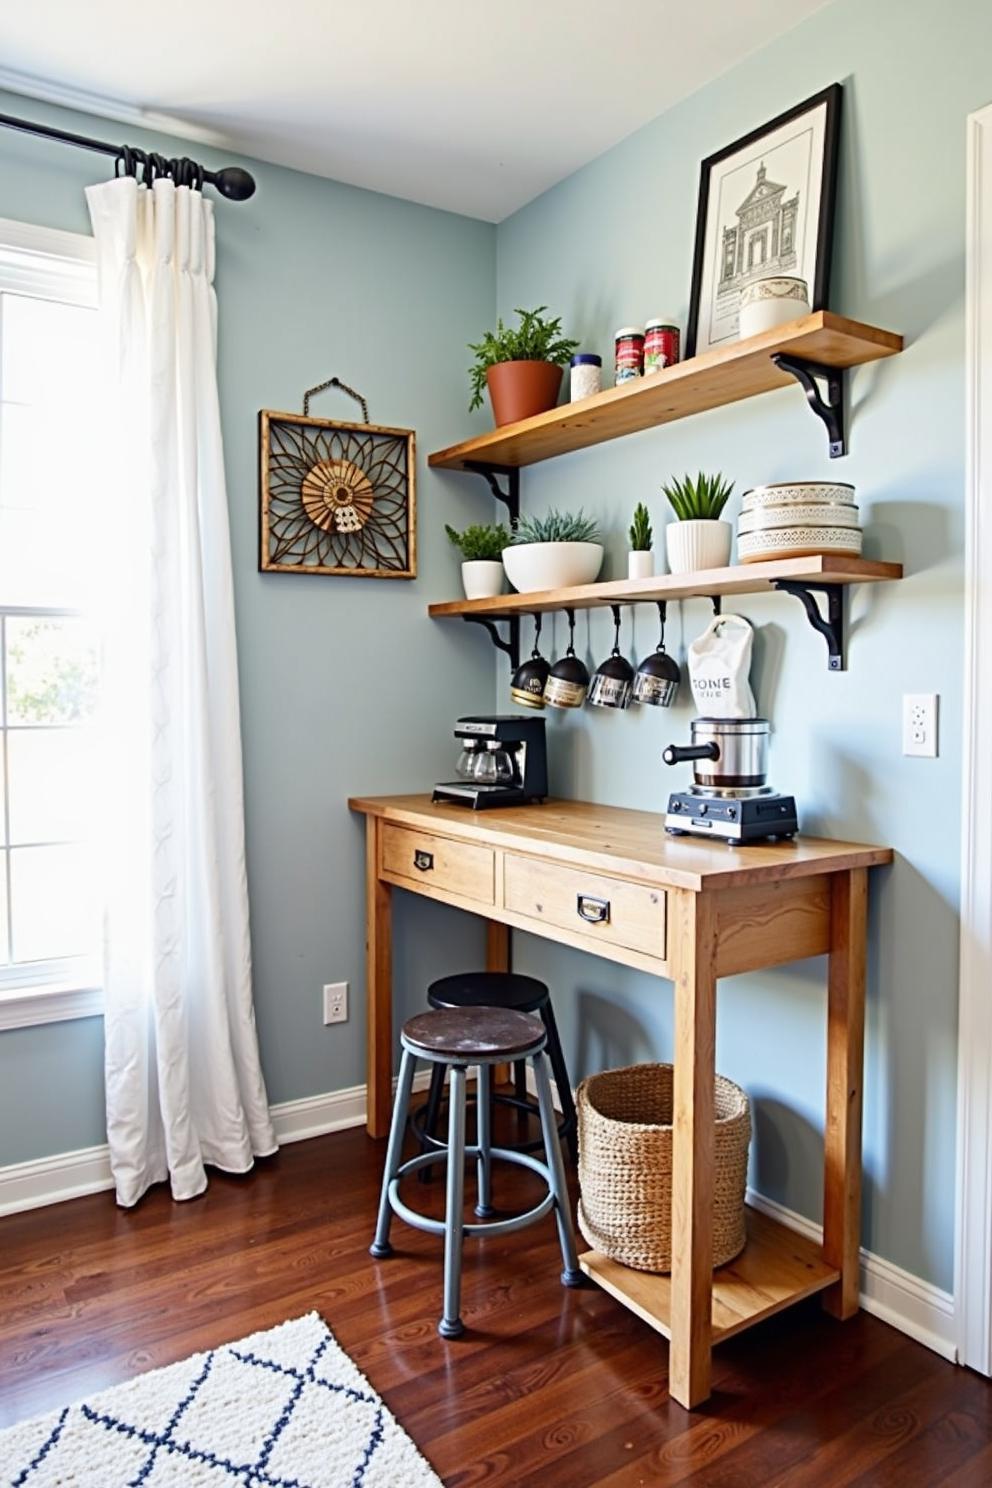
[472,740,515,786]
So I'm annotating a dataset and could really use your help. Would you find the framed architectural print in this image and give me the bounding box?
[259,409,416,578]
[685,84,842,359]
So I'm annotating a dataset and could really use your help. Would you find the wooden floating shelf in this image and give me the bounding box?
[427,555,903,621]
[580,1206,840,1345]
[428,312,902,472]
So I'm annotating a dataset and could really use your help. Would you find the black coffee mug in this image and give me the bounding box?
[587,606,633,710]
[511,653,550,709]
[632,601,680,707]
[511,615,549,710]
[545,610,589,708]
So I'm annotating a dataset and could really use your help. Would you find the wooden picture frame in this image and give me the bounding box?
[686,84,843,359]
[259,410,416,578]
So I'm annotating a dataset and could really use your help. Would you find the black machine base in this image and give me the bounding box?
[432,782,543,810]
[665,790,799,843]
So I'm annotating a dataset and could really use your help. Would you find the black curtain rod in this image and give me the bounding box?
[0,109,256,201]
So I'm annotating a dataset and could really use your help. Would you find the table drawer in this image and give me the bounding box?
[380,823,495,905]
[503,853,666,960]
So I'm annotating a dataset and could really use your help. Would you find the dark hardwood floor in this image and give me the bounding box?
[1,1123,989,1485]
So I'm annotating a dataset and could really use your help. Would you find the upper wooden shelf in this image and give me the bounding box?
[427,555,903,620]
[427,312,902,471]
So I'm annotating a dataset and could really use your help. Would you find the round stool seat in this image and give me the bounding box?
[428,971,548,1014]
[402,1006,545,1062]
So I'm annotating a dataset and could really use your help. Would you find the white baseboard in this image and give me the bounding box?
[0,1072,432,1219]
[745,1188,957,1362]
[0,1143,115,1218]
[0,1074,957,1364]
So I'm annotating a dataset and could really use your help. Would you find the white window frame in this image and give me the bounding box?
[0,215,102,1031]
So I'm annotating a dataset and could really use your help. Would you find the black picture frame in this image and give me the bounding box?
[685,84,843,360]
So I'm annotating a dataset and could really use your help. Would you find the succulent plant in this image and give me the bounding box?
[508,507,601,546]
[662,471,735,521]
[629,502,653,551]
[444,522,511,562]
[468,307,580,411]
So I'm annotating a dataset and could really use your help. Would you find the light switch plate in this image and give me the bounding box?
[902,693,938,757]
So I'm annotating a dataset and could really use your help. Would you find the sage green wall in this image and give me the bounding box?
[0,0,978,1296]
[0,89,496,1166]
[495,0,986,1290]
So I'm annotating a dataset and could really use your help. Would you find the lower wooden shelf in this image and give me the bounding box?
[579,1206,839,1344]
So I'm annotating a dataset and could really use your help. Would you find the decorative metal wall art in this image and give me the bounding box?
[259,378,416,578]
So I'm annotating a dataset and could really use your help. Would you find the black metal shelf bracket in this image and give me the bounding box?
[462,462,521,525]
[462,614,520,669]
[773,581,845,670]
[771,353,847,458]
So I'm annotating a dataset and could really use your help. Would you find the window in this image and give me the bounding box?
[0,219,104,1029]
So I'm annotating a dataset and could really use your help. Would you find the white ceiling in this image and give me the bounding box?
[0,1,832,221]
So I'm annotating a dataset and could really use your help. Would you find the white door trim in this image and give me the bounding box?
[955,99,992,1376]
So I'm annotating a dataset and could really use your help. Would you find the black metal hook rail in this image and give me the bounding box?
[0,109,256,201]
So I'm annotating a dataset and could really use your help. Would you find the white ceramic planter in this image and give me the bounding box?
[665,520,732,574]
[502,541,604,593]
[627,549,654,581]
[461,560,505,600]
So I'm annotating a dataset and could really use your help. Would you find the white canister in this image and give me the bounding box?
[627,549,654,581]
[570,354,602,401]
[738,277,811,339]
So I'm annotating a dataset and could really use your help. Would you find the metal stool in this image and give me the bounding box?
[369,1005,582,1339]
[412,972,578,1177]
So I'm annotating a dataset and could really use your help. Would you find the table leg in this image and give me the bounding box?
[823,867,867,1318]
[365,816,393,1138]
[487,920,512,1087]
[669,889,717,1409]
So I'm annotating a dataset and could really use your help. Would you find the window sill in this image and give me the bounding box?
[0,981,103,1032]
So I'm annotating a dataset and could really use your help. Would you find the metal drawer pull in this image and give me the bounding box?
[577,893,610,924]
[413,849,434,872]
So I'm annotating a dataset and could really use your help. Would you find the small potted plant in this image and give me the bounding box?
[445,522,510,599]
[468,307,579,427]
[502,508,603,593]
[628,502,654,580]
[662,471,735,574]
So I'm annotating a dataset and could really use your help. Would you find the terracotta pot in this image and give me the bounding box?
[486,360,563,426]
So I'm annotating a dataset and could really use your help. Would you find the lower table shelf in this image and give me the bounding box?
[579,1205,839,1344]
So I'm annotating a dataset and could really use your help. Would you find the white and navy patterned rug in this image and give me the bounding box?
[0,1312,442,1488]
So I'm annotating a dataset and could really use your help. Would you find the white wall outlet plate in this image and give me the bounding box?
[322,981,348,1025]
[902,693,938,757]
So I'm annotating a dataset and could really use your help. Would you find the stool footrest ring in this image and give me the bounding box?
[387,1146,557,1238]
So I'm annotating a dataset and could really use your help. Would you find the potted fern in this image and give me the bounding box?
[445,522,510,599]
[502,508,603,593]
[662,472,735,574]
[628,502,654,580]
[468,307,579,427]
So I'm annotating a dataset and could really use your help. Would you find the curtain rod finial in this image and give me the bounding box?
[213,166,255,201]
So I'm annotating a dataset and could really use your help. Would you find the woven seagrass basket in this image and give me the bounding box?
[576,1062,751,1273]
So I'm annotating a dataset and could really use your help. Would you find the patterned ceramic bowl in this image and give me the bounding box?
[737,526,864,564]
[738,503,861,535]
[741,481,856,512]
[739,277,811,338]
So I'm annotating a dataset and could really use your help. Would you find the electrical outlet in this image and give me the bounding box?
[322,981,348,1025]
[902,693,938,758]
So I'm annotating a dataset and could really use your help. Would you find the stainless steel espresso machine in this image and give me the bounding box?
[433,715,548,809]
[662,717,799,842]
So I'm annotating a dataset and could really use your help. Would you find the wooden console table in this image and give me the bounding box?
[349,794,891,1409]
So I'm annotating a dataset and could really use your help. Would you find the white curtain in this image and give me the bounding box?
[86,176,277,1207]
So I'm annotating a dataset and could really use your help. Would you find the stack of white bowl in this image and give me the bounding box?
[736,481,861,564]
